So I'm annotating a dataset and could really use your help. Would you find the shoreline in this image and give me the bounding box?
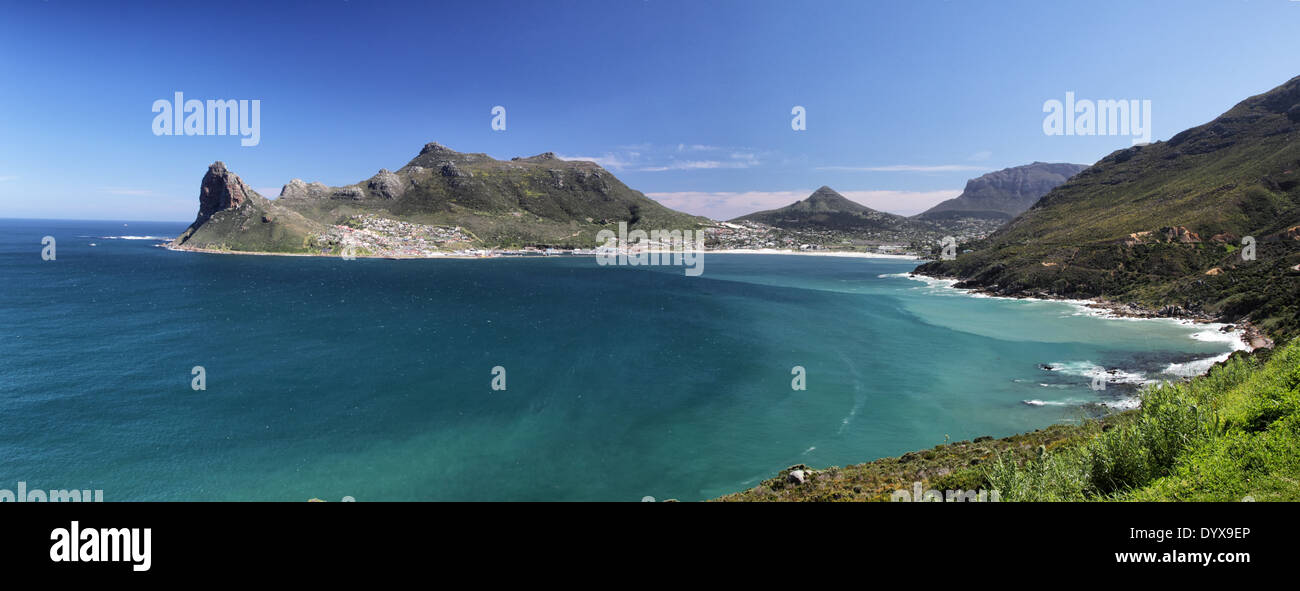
[164,243,489,259]
[165,242,921,261]
[719,270,1277,502]
[902,270,1273,352]
[708,248,919,260]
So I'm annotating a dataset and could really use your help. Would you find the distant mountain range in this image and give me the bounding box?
[728,164,1085,238]
[913,162,1089,222]
[173,142,707,253]
[917,74,1300,339]
[176,143,1083,256]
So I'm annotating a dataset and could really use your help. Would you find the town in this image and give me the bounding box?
[305,213,1003,259]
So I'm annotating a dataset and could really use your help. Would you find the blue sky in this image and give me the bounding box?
[1,0,1298,221]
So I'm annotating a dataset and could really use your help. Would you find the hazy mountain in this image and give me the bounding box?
[913,162,1089,222]
[731,186,923,232]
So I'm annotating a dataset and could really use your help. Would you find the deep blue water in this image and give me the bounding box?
[0,219,1239,501]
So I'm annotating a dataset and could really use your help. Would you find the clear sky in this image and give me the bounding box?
[1,0,1298,222]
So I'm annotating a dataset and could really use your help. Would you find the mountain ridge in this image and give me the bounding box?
[172,142,708,253]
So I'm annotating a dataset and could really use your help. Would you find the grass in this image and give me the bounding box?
[988,341,1300,501]
[717,339,1300,502]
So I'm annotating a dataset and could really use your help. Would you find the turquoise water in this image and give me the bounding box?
[0,219,1240,501]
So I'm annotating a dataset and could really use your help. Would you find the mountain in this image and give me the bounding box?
[173,162,329,253]
[731,186,921,232]
[913,162,1089,222]
[172,142,707,253]
[916,74,1300,339]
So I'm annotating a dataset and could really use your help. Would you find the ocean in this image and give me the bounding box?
[0,219,1243,501]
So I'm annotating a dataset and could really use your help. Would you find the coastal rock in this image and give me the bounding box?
[787,470,807,484]
[197,161,253,221]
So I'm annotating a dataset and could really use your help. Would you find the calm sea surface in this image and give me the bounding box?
[0,219,1240,501]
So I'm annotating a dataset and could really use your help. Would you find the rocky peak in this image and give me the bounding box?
[198,161,253,220]
[420,142,456,156]
[279,178,331,200]
[366,168,405,199]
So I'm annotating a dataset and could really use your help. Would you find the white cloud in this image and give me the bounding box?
[639,160,753,172]
[817,164,990,172]
[555,153,634,170]
[560,144,760,172]
[645,188,961,220]
[255,187,281,197]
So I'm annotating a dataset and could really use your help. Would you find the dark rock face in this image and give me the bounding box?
[197,161,253,221]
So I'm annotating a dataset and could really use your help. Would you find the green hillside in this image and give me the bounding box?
[916,75,1300,339]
